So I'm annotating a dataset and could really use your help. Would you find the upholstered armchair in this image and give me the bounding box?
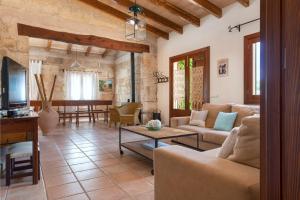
[109,103,142,127]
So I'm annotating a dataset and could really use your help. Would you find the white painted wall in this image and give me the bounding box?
[157,0,260,125]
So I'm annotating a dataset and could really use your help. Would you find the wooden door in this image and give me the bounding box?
[281,0,300,198]
[261,0,300,199]
[169,47,210,118]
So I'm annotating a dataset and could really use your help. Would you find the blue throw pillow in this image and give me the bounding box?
[214,112,238,131]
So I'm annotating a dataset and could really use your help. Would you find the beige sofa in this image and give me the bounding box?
[170,103,259,150]
[154,146,260,200]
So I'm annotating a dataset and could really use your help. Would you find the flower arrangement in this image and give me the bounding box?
[146,120,162,131]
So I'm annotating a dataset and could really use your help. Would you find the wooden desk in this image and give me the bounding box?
[0,112,39,184]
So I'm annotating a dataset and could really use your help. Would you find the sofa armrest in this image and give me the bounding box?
[154,145,259,200]
[170,116,190,127]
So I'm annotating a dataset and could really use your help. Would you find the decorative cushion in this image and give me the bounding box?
[189,110,208,127]
[217,127,240,158]
[228,115,260,168]
[213,112,238,131]
[202,103,231,128]
[231,105,257,127]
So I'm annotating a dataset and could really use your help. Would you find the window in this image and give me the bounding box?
[29,60,42,100]
[65,71,97,100]
[169,47,210,118]
[244,32,260,104]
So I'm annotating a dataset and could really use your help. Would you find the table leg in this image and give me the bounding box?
[119,127,123,155]
[151,139,159,175]
[32,118,39,184]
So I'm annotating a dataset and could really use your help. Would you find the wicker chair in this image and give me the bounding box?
[109,103,142,127]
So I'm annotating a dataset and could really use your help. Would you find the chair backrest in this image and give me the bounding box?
[119,103,142,114]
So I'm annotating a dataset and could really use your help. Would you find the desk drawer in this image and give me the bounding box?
[0,132,27,145]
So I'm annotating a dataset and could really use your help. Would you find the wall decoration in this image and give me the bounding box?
[99,79,113,92]
[217,58,229,77]
[153,71,169,83]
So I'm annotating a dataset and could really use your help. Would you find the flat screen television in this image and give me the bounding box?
[1,56,28,110]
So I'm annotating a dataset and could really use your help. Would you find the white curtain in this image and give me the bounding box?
[29,60,42,100]
[65,71,97,100]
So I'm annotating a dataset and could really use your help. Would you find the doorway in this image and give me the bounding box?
[169,47,210,118]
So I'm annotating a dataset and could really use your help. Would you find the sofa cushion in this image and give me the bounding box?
[228,115,260,168]
[189,110,208,127]
[178,125,229,145]
[213,112,237,131]
[217,127,240,158]
[202,103,231,128]
[202,129,230,145]
[231,104,257,127]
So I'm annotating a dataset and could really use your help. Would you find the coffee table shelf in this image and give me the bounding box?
[119,126,199,175]
[120,140,154,160]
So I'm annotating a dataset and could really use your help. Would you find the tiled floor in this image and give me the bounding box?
[1,122,155,200]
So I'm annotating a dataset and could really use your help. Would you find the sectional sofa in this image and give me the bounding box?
[170,103,259,150]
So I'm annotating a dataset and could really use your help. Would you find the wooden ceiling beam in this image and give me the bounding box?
[78,0,169,39]
[191,0,222,18]
[85,46,92,56]
[17,24,150,53]
[114,0,183,34]
[151,0,200,26]
[237,0,250,7]
[46,40,52,51]
[67,44,72,54]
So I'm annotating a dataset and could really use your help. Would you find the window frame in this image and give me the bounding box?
[244,32,261,104]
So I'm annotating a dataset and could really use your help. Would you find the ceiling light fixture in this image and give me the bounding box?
[125,0,146,41]
[70,47,81,68]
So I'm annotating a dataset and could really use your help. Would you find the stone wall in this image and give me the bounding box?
[114,53,142,105]
[30,47,114,100]
[0,0,158,119]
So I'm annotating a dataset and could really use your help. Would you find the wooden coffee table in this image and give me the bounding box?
[119,126,199,174]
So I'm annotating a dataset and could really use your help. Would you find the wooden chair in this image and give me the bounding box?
[5,142,40,186]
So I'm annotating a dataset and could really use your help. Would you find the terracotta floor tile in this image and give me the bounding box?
[74,169,105,181]
[88,153,114,161]
[94,158,121,167]
[111,170,142,184]
[87,186,129,200]
[84,150,105,156]
[134,190,154,200]
[101,163,132,175]
[44,173,77,188]
[61,148,82,155]
[70,162,97,172]
[66,157,91,165]
[80,177,114,192]
[43,166,72,177]
[63,153,87,160]
[119,179,153,196]
[57,193,89,200]
[47,182,84,200]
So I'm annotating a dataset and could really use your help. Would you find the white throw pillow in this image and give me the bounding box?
[189,110,208,127]
[217,127,240,158]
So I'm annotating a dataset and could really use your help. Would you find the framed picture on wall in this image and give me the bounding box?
[217,58,229,77]
[99,79,113,92]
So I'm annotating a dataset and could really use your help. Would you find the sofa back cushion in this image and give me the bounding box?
[202,103,231,128]
[228,115,260,168]
[231,104,258,127]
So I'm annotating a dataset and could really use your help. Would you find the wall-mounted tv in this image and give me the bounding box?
[1,56,28,110]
